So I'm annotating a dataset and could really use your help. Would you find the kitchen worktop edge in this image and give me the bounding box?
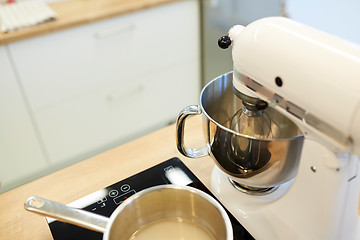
[0,0,182,45]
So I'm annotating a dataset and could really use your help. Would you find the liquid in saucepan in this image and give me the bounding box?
[129,217,216,240]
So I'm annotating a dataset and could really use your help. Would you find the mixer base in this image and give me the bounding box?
[211,166,297,239]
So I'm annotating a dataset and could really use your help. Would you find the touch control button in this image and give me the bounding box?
[120,184,130,192]
[109,190,119,198]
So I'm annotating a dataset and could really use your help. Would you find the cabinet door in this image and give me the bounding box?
[7,0,200,165]
[0,46,48,193]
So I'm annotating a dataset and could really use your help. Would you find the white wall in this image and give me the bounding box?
[286,0,360,44]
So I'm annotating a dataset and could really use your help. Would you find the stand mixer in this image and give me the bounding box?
[176,17,360,239]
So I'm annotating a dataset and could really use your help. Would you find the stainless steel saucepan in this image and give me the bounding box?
[25,185,233,240]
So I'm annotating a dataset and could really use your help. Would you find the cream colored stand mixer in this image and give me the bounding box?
[176,17,360,239]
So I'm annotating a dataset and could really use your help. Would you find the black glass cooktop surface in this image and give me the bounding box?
[47,157,254,240]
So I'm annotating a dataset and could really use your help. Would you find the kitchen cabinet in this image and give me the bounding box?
[0,46,49,193]
[1,0,200,192]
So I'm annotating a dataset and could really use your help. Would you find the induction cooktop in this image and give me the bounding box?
[47,157,254,240]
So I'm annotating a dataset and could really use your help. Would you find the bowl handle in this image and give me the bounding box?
[176,105,208,158]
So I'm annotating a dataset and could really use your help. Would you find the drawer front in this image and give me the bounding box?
[34,60,200,164]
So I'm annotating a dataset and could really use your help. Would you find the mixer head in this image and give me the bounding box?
[220,18,360,155]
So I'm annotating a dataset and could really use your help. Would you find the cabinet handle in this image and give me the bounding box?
[94,23,135,39]
[106,84,144,102]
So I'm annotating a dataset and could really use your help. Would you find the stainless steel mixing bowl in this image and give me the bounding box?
[176,72,304,191]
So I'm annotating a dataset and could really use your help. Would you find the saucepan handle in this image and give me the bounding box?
[25,196,109,233]
[176,105,208,158]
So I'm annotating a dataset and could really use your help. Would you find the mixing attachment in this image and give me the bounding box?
[228,93,279,140]
[224,88,282,186]
[227,103,281,193]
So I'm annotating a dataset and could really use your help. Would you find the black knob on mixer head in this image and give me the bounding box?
[218,35,232,49]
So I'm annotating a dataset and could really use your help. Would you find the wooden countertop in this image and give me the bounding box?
[0,116,359,239]
[0,0,181,45]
